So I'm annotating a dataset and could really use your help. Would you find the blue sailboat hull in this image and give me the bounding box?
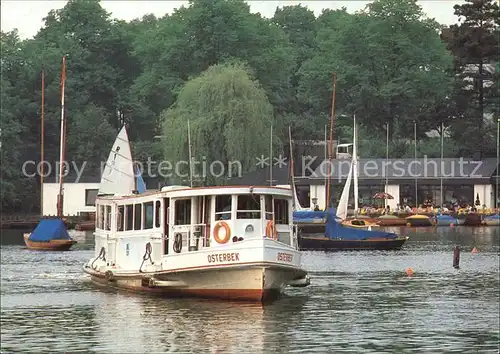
[298,209,407,251]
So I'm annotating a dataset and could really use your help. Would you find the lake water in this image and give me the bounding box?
[1,227,499,353]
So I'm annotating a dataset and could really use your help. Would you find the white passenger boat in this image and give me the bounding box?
[83,185,310,302]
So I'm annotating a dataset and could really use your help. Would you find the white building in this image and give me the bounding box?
[41,169,101,216]
[42,182,100,216]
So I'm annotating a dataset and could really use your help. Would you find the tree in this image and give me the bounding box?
[161,62,277,185]
[441,0,499,156]
[298,0,454,139]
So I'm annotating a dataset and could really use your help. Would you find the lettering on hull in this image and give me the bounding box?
[277,252,293,262]
[208,252,240,263]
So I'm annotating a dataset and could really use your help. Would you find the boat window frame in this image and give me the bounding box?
[174,198,191,225]
[134,203,142,230]
[236,194,261,219]
[143,201,154,229]
[215,195,232,220]
[274,198,289,225]
[117,205,124,231]
[155,200,161,228]
[125,204,134,231]
[105,205,112,231]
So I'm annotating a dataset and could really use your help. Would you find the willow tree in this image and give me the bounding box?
[162,62,277,185]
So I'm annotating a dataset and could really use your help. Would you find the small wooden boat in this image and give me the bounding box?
[75,220,95,231]
[406,214,433,227]
[342,218,379,230]
[24,219,77,251]
[377,215,408,226]
[483,214,500,226]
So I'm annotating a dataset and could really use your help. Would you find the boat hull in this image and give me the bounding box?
[377,217,408,226]
[298,235,408,251]
[84,264,307,303]
[23,233,77,251]
[405,216,433,227]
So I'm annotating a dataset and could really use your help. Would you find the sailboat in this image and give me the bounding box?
[339,115,379,229]
[98,125,146,196]
[24,56,77,251]
[296,116,408,251]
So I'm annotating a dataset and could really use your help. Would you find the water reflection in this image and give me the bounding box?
[0,227,498,352]
[89,290,308,353]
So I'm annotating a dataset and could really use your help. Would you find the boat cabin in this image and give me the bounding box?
[94,186,295,269]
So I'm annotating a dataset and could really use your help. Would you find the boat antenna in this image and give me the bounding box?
[41,66,45,218]
[326,73,337,209]
[440,121,444,207]
[187,119,193,188]
[57,56,67,218]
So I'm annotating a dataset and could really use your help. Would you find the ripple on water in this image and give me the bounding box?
[1,228,499,353]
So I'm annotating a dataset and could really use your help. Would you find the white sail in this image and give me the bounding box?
[336,161,353,220]
[353,114,359,214]
[98,126,136,195]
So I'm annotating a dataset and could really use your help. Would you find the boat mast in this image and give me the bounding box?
[353,114,359,214]
[385,122,389,207]
[288,126,295,208]
[269,124,273,186]
[325,73,337,209]
[414,120,418,208]
[57,56,67,218]
[40,67,45,218]
[440,121,444,207]
[187,119,193,187]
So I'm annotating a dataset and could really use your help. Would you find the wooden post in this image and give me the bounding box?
[453,246,460,269]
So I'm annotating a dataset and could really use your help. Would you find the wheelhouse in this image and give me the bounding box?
[94,186,296,265]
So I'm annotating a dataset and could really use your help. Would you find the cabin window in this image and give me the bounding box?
[144,202,154,229]
[155,201,161,228]
[117,206,124,231]
[174,199,191,225]
[215,195,231,220]
[237,195,261,219]
[264,195,273,220]
[125,205,134,231]
[105,205,111,230]
[274,199,289,224]
[134,203,142,230]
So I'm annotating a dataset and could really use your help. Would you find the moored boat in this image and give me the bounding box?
[406,214,433,227]
[377,215,408,226]
[483,214,500,226]
[464,213,482,226]
[298,209,408,251]
[83,185,310,303]
[24,219,77,251]
[434,214,459,226]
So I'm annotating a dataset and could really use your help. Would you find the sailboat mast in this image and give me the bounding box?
[269,124,273,186]
[57,56,67,218]
[288,126,296,209]
[440,121,444,207]
[353,114,359,214]
[414,121,418,207]
[41,67,45,217]
[187,120,193,188]
[326,73,337,209]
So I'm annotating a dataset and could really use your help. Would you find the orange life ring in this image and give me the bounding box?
[266,220,277,240]
[213,221,231,244]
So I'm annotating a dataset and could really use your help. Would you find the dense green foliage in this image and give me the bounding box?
[0,0,498,211]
